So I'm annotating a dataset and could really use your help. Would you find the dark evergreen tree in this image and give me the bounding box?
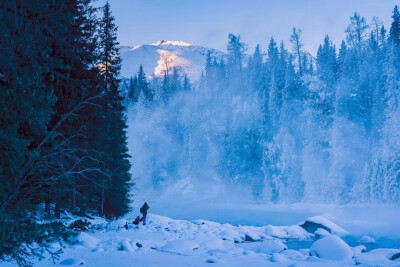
[183,74,191,91]
[137,64,153,101]
[128,75,138,101]
[389,6,400,45]
[226,34,247,75]
[98,2,132,218]
[290,28,304,76]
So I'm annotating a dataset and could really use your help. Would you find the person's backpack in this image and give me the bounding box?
[140,207,144,213]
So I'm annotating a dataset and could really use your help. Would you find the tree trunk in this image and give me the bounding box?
[45,198,50,216]
[55,198,61,219]
[99,185,104,217]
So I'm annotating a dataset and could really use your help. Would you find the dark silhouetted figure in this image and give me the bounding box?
[140,202,150,225]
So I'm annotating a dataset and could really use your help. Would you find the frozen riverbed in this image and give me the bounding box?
[2,205,400,267]
[145,202,400,238]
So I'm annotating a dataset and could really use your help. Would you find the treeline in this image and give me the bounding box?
[129,6,400,204]
[121,65,191,103]
[0,0,131,265]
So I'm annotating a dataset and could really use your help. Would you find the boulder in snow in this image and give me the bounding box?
[69,232,100,248]
[119,239,134,252]
[299,216,348,236]
[270,252,289,262]
[309,235,353,263]
[354,253,392,265]
[264,225,311,240]
[281,249,307,260]
[351,245,366,256]
[314,228,331,240]
[369,248,400,260]
[237,239,287,254]
[357,235,376,244]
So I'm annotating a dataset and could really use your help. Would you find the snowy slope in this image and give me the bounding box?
[119,40,225,81]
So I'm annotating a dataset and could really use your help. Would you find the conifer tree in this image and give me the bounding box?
[389,6,400,45]
[98,2,131,218]
[290,28,304,76]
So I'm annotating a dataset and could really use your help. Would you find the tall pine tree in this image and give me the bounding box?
[98,2,132,218]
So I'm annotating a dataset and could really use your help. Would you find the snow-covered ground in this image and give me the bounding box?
[2,209,400,267]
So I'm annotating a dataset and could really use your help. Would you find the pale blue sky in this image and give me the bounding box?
[100,0,398,55]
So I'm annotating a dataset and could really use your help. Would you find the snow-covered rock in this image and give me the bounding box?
[237,239,287,254]
[281,249,308,260]
[369,248,400,260]
[309,235,353,263]
[314,228,331,240]
[264,225,311,240]
[203,238,235,254]
[270,252,289,262]
[119,239,135,252]
[357,235,376,244]
[354,253,392,265]
[299,216,349,236]
[69,232,100,248]
[351,245,366,256]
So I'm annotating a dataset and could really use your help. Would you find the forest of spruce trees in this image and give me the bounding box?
[0,1,131,265]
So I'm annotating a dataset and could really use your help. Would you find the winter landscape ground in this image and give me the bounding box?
[2,204,400,266]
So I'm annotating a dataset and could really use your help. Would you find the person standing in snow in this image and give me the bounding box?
[140,202,149,225]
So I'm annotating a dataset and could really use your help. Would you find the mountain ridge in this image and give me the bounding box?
[119,40,225,81]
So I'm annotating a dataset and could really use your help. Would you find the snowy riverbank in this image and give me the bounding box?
[2,212,400,266]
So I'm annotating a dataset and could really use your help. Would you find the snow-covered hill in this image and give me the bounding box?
[119,40,225,81]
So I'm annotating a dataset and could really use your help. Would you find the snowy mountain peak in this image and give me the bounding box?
[151,40,194,47]
[120,40,225,81]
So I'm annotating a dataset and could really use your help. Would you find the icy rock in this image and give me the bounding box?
[314,228,331,240]
[264,225,311,240]
[354,253,392,265]
[351,245,366,256]
[244,234,257,242]
[299,216,348,236]
[281,249,307,260]
[205,257,217,263]
[357,235,376,244]
[298,249,309,256]
[237,239,287,254]
[264,225,287,239]
[270,252,289,262]
[119,239,134,252]
[60,258,85,265]
[219,229,243,243]
[204,238,235,253]
[69,232,100,248]
[285,225,312,240]
[238,225,265,241]
[369,248,400,260]
[309,235,353,263]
